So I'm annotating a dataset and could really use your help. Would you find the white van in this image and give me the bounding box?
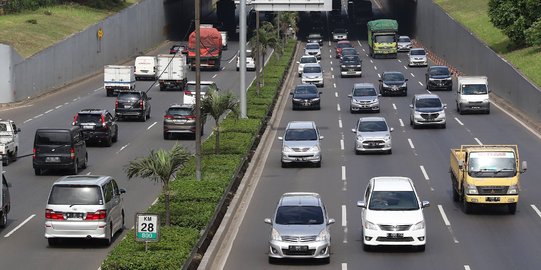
[134,56,157,81]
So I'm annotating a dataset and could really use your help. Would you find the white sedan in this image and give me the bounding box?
[237,50,256,71]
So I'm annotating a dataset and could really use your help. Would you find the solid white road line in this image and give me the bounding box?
[147,121,157,130]
[438,205,451,226]
[454,117,464,125]
[116,143,130,154]
[23,119,32,124]
[399,119,404,127]
[4,214,36,238]
[342,166,346,181]
[339,119,343,128]
[44,109,53,114]
[55,105,62,109]
[341,205,347,227]
[420,165,429,180]
[491,99,541,141]
[410,73,415,77]
[34,114,43,119]
[392,103,397,110]
[474,138,483,145]
[530,205,541,219]
[408,138,415,149]
[342,263,348,270]
[337,104,341,111]
[464,265,471,270]
[151,197,159,206]
[340,139,344,150]
[418,81,424,86]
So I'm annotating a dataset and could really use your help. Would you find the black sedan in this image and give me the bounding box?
[379,71,408,96]
[425,66,453,91]
[290,84,322,110]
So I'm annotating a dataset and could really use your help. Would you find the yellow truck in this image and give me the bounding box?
[450,145,527,214]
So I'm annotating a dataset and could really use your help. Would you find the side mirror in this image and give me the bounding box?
[405,78,409,82]
[327,218,336,225]
[357,201,366,208]
[521,161,527,173]
[319,136,324,140]
[458,160,464,170]
[17,128,21,133]
[277,136,283,141]
[296,61,300,64]
[409,104,414,108]
[347,94,352,98]
[264,218,272,224]
[422,201,430,208]
[148,97,152,100]
[319,92,322,95]
[443,104,447,109]
[390,127,394,132]
[378,79,382,82]
[119,188,126,194]
[290,92,293,95]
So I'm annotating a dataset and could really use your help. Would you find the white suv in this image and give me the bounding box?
[357,177,429,251]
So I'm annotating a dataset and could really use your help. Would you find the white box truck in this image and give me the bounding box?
[104,65,136,96]
[156,54,188,91]
[456,76,490,114]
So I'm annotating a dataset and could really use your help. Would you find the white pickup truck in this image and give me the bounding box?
[456,76,490,114]
[0,120,20,166]
[104,65,136,97]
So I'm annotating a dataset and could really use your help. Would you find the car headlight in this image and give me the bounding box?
[507,184,518,194]
[364,221,379,230]
[352,99,361,104]
[384,135,391,142]
[356,65,362,68]
[466,184,478,194]
[311,97,320,101]
[283,146,294,153]
[292,98,302,102]
[483,99,490,103]
[316,229,329,241]
[309,145,320,152]
[438,110,446,117]
[271,228,282,241]
[356,135,364,141]
[402,82,407,87]
[411,221,425,230]
[445,77,452,80]
[428,77,436,81]
[382,83,389,87]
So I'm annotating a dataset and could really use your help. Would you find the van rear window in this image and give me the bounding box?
[36,132,71,145]
[48,185,102,205]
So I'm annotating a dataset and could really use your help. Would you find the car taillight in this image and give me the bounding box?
[185,91,193,95]
[140,99,144,109]
[33,147,36,159]
[164,115,174,119]
[45,209,64,220]
[185,115,196,119]
[101,115,107,128]
[72,115,78,126]
[115,100,119,108]
[85,210,106,220]
[70,148,75,160]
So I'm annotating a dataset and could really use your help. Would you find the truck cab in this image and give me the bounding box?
[456,76,490,114]
[367,19,398,59]
[0,120,20,166]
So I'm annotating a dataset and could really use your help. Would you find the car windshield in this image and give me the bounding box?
[304,66,321,73]
[186,83,215,93]
[295,86,318,95]
[383,73,404,81]
[342,49,358,55]
[306,44,319,50]
[36,132,71,145]
[416,98,442,108]
[369,191,419,210]
[468,152,517,177]
[337,42,353,49]
[77,114,101,124]
[398,37,411,42]
[118,93,141,100]
[284,128,317,141]
[462,84,488,95]
[429,67,450,76]
[246,50,252,57]
[0,123,10,136]
[375,35,396,43]
[308,34,321,39]
[167,108,192,116]
[353,87,377,97]
[48,185,102,205]
[275,206,324,225]
[334,28,346,33]
[300,57,317,64]
[342,56,360,64]
[410,49,426,56]
[358,121,388,132]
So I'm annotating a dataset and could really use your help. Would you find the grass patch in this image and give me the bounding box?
[0,1,136,58]
[434,0,541,87]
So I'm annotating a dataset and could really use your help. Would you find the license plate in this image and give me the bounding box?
[289,245,308,252]
[66,212,84,219]
[173,120,186,124]
[82,125,94,130]
[124,105,132,108]
[387,233,404,238]
[486,197,500,202]
[45,157,60,162]
[349,69,354,71]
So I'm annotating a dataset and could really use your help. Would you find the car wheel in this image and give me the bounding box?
[452,187,460,202]
[104,222,113,246]
[236,67,239,71]
[441,123,447,129]
[48,238,58,247]
[268,257,278,264]
[281,161,288,168]
[320,257,330,264]
[316,105,321,110]
[416,245,426,252]
[363,242,372,252]
[403,90,407,96]
[72,160,79,175]
[2,156,8,166]
[412,122,418,129]
[81,154,88,169]
[120,211,125,232]
[105,136,113,147]
[10,149,17,162]
[0,210,7,228]
[508,203,517,214]
[163,132,169,140]
[387,149,392,154]
[112,128,118,142]
[315,161,321,168]
[106,89,113,97]
[34,168,42,176]
[140,114,146,122]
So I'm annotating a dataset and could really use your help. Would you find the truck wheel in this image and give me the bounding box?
[462,195,472,214]
[0,210,7,228]
[11,149,17,162]
[508,203,517,215]
[2,157,8,166]
[452,188,459,202]
[106,89,113,97]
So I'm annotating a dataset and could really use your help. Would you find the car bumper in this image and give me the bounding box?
[340,70,362,77]
[333,36,347,41]
[33,160,76,170]
[81,130,111,141]
[398,47,411,52]
[115,109,144,117]
[163,124,197,134]
[464,194,518,204]
[382,87,407,95]
[268,240,330,259]
[355,140,391,152]
[412,115,446,126]
[301,79,324,87]
[281,152,321,163]
[350,102,379,111]
[409,60,428,66]
[134,73,156,80]
[427,80,452,90]
[292,100,320,109]
[363,228,426,247]
[459,102,490,112]
[45,221,107,239]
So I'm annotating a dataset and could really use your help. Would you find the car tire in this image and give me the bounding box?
[72,160,79,175]
[320,257,330,264]
[34,168,42,176]
[316,105,321,110]
[462,194,472,214]
[104,222,113,246]
[236,67,239,71]
[2,156,8,166]
[315,160,321,168]
[268,257,278,264]
[0,210,7,228]
[163,132,169,140]
[363,242,372,252]
[105,136,113,147]
[412,122,418,129]
[120,211,125,232]
[417,245,426,252]
[281,161,288,168]
[403,90,407,96]
[106,89,113,97]
[441,123,446,129]
[81,154,88,169]
[387,149,392,154]
[112,128,118,142]
[452,187,460,202]
[48,238,58,247]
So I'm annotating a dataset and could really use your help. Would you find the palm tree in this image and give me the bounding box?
[125,143,191,226]
[201,88,240,154]
[250,21,281,93]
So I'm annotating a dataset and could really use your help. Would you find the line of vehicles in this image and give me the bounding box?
[263,17,528,264]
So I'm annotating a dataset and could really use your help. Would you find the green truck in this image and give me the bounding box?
[367,19,398,58]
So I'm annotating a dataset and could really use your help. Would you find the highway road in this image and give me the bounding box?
[0,40,258,269]
[220,20,541,270]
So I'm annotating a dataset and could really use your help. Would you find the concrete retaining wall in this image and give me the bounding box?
[415,0,541,122]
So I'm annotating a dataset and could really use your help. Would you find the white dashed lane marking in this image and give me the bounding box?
[340,139,344,150]
[392,103,397,110]
[342,166,346,181]
[399,119,404,127]
[474,138,483,145]
[342,263,348,270]
[338,119,342,128]
[438,205,451,226]
[341,205,347,227]
[404,65,408,70]
[147,121,157,130]
[454,117,464,126]
[531,205,541,219]
[116,143,130,154]
[410,73,415,77]
[337,104,341,112]
[418,82,424,86]
[420,165,429,180]
[335,92,338,97]
[408,138,415,149]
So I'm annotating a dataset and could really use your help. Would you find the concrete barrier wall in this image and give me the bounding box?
[0,45,22,103]
[415,0,541,122]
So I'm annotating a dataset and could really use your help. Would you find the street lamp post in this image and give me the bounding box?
[195,0,202,181]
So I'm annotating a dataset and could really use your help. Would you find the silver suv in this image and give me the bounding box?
[348,83,380,113]
[409,94,447,129]
[265,192,335,264]
[301,63,324,88]
[352,117,393,154]
[304,42,322,60]
[278,121,323,168]
[45,175,126,246]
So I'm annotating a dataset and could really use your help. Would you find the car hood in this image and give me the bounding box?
[416,107,444,113]
[358,131,389,139]
[283,140,319,149]
[353,96,377,102]
[365,209,423,225]
[273,223,326,236]
[293,93,319,99]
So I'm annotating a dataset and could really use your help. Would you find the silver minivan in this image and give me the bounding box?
[45,175,126,246]
[278,121,323,168]
[265,192,335,264]
[301,63,324,88]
